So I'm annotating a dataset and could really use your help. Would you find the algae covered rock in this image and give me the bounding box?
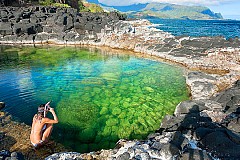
[100,107,109,115]
[112,107,121,115]
[144,86,155,92]
[106,118,119,126]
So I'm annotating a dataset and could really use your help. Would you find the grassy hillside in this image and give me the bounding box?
[128,3,223,20]
[82,1,104,12]
[84,0,223,20]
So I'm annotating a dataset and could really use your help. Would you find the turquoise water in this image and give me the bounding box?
[148,18,240,39]
[0,46,189,152]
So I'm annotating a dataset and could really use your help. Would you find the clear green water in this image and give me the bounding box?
[0,46,189,153]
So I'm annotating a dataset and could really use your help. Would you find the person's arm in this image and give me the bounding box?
[44,107,59,124]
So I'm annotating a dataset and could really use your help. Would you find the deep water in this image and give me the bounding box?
[148,18,240,39]
[0,46,189,153]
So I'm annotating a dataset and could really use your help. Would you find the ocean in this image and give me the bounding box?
[148,18,240,39]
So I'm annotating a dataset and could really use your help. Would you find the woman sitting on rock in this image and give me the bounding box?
[30,104,58,148]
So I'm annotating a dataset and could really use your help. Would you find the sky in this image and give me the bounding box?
[98,0,240,19]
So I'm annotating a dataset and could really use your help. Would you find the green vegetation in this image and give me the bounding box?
[39,0,70,7]
[38,0,82,10]
[127,3,223,20]
[1,0,87,11]
[38,0,53,6]
[78,1,104,12]
[85,3,104,13]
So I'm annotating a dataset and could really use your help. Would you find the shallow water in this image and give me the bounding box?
[0,46,189,152]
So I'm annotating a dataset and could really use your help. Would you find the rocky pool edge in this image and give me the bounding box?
[0,6,240,160]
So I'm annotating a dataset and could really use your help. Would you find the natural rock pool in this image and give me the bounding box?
[0,46,189,153]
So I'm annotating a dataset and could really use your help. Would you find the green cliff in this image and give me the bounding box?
[126,3,223,20]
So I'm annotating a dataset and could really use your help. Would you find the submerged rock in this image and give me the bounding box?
[84,80,240,160]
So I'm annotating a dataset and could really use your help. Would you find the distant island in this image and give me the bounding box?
[86,0,223,20]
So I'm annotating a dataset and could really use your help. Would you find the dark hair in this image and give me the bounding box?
[38,104,45,114]
[35,104,45,121]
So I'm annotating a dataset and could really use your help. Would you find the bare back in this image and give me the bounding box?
[30,115,47,144]
[30,107,58,145]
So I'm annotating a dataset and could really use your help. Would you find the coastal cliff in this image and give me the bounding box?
[0,6,240,160]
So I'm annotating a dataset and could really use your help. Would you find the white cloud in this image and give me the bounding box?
[98,0,237,6]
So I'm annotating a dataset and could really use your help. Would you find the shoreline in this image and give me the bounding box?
[0,110,70,160]
[1,39,239,159]
[0,6,240,159]
[0,42,231,74]
[1,32,239,99]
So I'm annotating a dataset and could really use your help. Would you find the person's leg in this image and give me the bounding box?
[42,123,53,142]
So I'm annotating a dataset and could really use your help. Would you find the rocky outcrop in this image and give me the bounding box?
[0,102,5,110]
[0,150,24,160]
[0,6,125,44]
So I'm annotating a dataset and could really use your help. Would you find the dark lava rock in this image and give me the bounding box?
[174,100,207,116]
[212,82,240,114]
[10,152,24,160]
[177,149,214,160]
[181,38,213,49]
[135,152,151,160]
[0,22,12,36]
[160,143,180,158]
[0,150,10,159]
[160,115,183,132]
[0,102,5,110]
[0,6,125,44]
[147,132,161,140]
[235,80,240,88]
[201,130,240,159]
[151,141,163,150]
[194,127,214,140]
[187,71,217,82]
[170,131,188,150]
[45,152,82,160]
[227,118,240,133]
[170,47,195,57]
[116,152,130,160]
[179,112,201,130]
[156,45,172,52]
[211,37,227,48]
